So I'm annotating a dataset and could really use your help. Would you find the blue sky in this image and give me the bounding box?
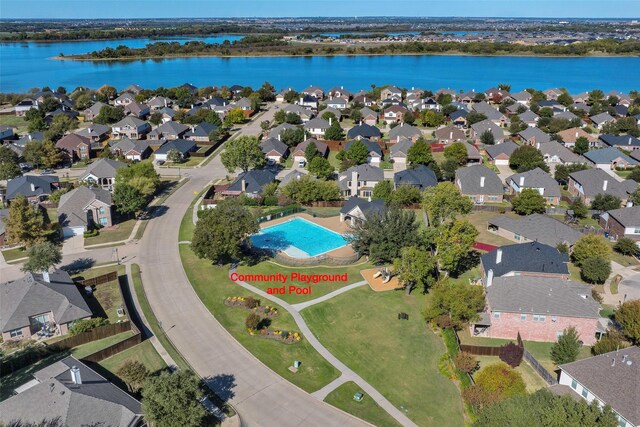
[1,1,639,19]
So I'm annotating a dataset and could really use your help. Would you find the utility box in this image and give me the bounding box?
[353,392,364,402]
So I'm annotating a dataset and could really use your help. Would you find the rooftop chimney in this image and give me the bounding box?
[70,366,82,385]
[496,248,503,264]
[449,131,453,140]
[519,176,525,187]
[30,183,36,192]
[575,131,579,138]
[42,270,50,283]
[480,176,485,188]
[629,137,633,145]
[329,117,332,126]
[241,178,247,193]
[277,134,281,141]
[299,97,304,105]
[351,171,358,197]
[486,269,494,287]
[603,180,608,191]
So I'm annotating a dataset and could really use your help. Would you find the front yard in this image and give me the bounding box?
[1,246,27,263]
[84,218,136,246]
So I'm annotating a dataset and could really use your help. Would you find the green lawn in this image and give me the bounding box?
[328,150,341,169]
[0,114,29,134]
[178,189,203,242]
[72,265,126,323]
[324,381,402,427]
[301,286,465,427]
[464,210,517,247]
[179,245,341,393]
[610,243,640,267]
[99,340,166,375]
[235,260,372,304]
[85,218,136,246]
[475,356,548,393]
[1,246,27,262]
[303,206,343,218]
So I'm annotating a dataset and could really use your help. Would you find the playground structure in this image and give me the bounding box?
[372,267,393,284]
[361,267,402,292]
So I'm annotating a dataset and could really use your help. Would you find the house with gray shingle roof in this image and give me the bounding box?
[517,110,539,126]
[488,213,582,247]
[359,107,378,126]
[75,123,110,142]
[222,169,277,198]
[599,206,640,242]
[509,90,532,104]
[58,186,113,236]
[583,147,639,170]
[283,104,314,122]
[599,134,640,151]
[347,123,382,141]
[291,139,329,165]
[154,139,197,162]
[0,356,143,426]
[148,121,189,140]
[481,241,570,280]
[388,123,421,144]
[518,126,551,145]
[340,196,386,225]
[455,165,504,204]
[83,102,108,121]
[184,122,218,143]
[555,347,639,427]
[0,270,92,341]
[268,123,298,140]
[278,169,312,188]
[79,158,127,192]
[568,168,638,205]
[434,125,465,143]
[260,137,289,163]
[589,112,614,129]
[338,164,384,198]
[472,101,508,126]
[506,168,561,205]
[394,165,437,190]
[111,116,151,139]
[471,276,599,345]
[389,137,413,166]
[344,139,382,165]
[470,119,504,144]
[538,141,586,165]
[485,140,518,165]
[6,175,60,203]
[110,137,151,161]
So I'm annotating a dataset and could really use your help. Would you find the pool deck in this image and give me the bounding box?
[259,214,356,259]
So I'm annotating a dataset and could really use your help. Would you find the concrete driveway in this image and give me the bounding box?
[495,163,513,184]
[62,235,85,256]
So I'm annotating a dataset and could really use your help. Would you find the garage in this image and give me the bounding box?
[62,226,85,238]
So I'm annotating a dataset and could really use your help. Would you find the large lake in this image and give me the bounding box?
[1,36,639,93]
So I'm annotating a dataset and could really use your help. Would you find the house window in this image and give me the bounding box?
[494,312,501,319]
[539,315,546,322]
[581,388,588,398]
[29,313,50,330]
[514,234,521,241]
[619,418,627,427]
[633,228,640,234]
[362,191,372,198]
[571,379,577,390]
[100,217,108,226]
[520,314,527,321]
[9,328,23,338]
[556,331,564,339]
[99,207,105,214]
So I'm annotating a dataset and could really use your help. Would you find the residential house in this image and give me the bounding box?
[517,110,540,126]
[122,83,143,94]
[543,88,564,100]
[538,141,585,165]
[471,119,504,144]
[434,125,466,143]
[506,168,561,205]
[380,86,402,101]
[339,196,386,225]
[111,116,151,139]
[291,139,328,165]
[631,150,640,163]
[599,134,640,151]
[450,109,468,128]
[556,127,598,148]
[148,121,189,140]
[344,139,382,165]
[599,206,640,242]
[83,101,108,121]
[268,123,298,140]
[260,137,289,163]
[325,97,348,110]
[480,241,570,280]
[455,165,504,204]
[359,107,378,125]
[338,164,384,198]
[229,84,244,96]
[302,85,324,99]
[5,175,60,203]
[75,124,110,143]
[487,214,582,247]
[322,106,343,121]
[509,90,532,104]
[0,126,14,141]
[303,118,331,138]
[394,165,437,190]
[278,169,310,188]
[154,139,197,162]
[583,147,639,170]
[406,87,425,99]
[114,92,135,106]
[124,101,150,119]
[518,126,552,145]
[148,96,173,110]
[58,186,113,236]
[15,131,45,147]
[298,95,319,109]
[464,143,484,164]
[283,104,314,122]
[389,137,413,168]
[110,138,152,161]
[353,94,376,107]
[158,106,176,123]
[471,276,599,345]
[78,158,127,192]
[590,112,615,130]
[459,90,478,104]
[555,347,639,427]
[383,105,408,124]
[555,110,584,126]
[178,82,198,94]
[568,168,638,205]
[472,101,508,126]
[485,87,510,103]
[229,97,254,117]
[55,134,92,161]
[347,123,382,141]
[388,123,421,144]
[538,99,566,112]
[221,169,277,198]
[184,122,218,143]
[0,356,143,426]
[328,86,352,100]
[0,270,92,341]
[14,98,39,116]
[485,140,518,165]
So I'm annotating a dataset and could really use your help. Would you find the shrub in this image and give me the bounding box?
[571,234,612,267]
[83,229,99,238]
[499,342,524,368]
[614,237,639,256]
[474,362,526,400]
[551,326,581,364]
[243,296,260,309]
[454,352,479,374]
[616,300,640,344]
[592,330,629,355]
[68,317,109,336]
[591,288,604,304]
[434,314,454,329]
[580,256,612,284]
[245,313,261,331]
[117,359,150,393]
[462,384,500,412]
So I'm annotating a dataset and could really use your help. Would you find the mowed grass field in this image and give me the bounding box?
[301,286,465,427]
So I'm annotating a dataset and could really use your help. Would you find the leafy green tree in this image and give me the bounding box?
[391,185,422,207]
[98,84,117,99]
[350,108,362,122]
[115,160,160,197]
[592,330,629,355]
[22,241,62,273]
[474,362,526,400]
[48,187,69,204]
[574,136,590,155]
[93,105,125,125]
[307,157,334,179]
[466,111,487,125]
[346,206,419,264]
[440,159,459,181]
[4,195,47,247]
[191,199,259,263]
[557,92,574,107]
[423,280,485,329]
[511,188,546,215]
[221,136,266,172]
[568,197,589,218]
[45,115,78,141]
[117,360,149,393]
[616,299,640,344]
[142,370,207,427]
[113,184,146,217]
[571,234,612,267]
[273,109,286,124]
[435,219,478,276]
[372,180,394,204]
[628,168,640,183]
[149,112,163,126]
[0,146,22,180]
[551,326,582,364]
[614,237,639,256]
[25,107,45,122]
[554,163,590,183]
[100,146,115,159]
[480,129,495,145]
[281,175,341,203]
[591,193,621,211]
[68,318,109,335]
[344,139,369,165]
[407,138,433,166]
[629,188,640,206]
[422,182,473,225]
[40,140,62,169]
[285,112,302,125]
[278,127,304,147]
[324,121,345,141]
[420,110,445,127]
[224,107,246,126]
[444,142,468,165]
[509,145,548,173]
[393,246,437,294]
[28,115,47,132]
[166,148,183,164]
[304,140,318,162]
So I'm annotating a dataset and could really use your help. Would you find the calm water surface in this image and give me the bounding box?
[1,37,638,93]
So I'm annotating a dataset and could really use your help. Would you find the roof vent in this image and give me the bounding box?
[611,358,616,367]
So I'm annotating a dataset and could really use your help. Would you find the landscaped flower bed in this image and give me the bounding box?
[224,296,279,318]
[250,327,302,344]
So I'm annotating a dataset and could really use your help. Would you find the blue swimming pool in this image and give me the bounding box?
[250,218,348,258]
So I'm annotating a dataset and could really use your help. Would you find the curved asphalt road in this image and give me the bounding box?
[137,107,370,426]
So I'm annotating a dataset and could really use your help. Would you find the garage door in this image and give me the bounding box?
[495,159,509,165]
[62,226,84,238]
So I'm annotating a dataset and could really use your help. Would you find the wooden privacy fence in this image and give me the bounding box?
[523,348,558,385]
[77,271,118,287]
[81,330,142,363]
[459,344,504,356]
[52,321,132,350]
